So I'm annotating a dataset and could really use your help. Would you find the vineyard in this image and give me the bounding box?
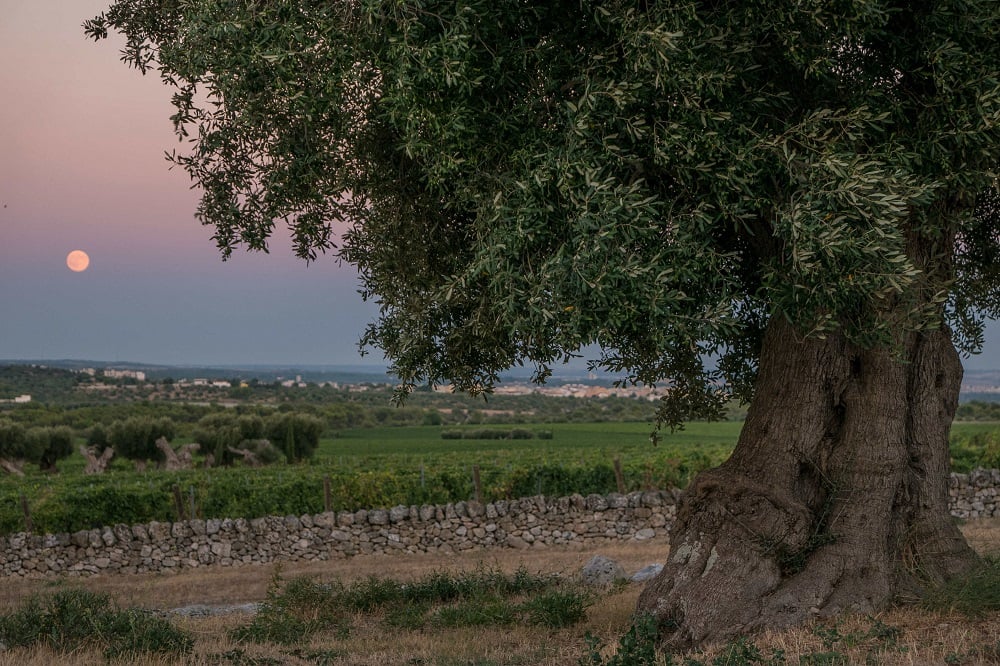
[0,420,998,535]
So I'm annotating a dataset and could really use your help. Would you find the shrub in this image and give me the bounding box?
[39,426,75,471]
[0,419,27,460]
[230,571,347,645]
[266,413,325,462]
[521,589,591,628]
[109,416,175,462]
[922,555,1000,617]
[0,588,192,659]
[86,423,109,449]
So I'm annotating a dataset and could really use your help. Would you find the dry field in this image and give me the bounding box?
[0,522,998,665]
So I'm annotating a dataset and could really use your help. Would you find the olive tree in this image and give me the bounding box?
[87,0,1000,647]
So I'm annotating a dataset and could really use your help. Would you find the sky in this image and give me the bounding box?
[0,1,380,367]
[1,2,998,371]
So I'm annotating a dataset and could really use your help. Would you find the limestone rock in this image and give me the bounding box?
[580,555,627,587]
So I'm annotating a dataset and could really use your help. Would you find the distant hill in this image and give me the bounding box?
[3,359,998,400]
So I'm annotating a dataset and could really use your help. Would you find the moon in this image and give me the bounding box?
[66,250,90,272]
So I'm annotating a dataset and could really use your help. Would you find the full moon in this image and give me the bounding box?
[66,250,90,272]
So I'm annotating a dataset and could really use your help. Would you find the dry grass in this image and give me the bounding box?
[0,524,998,665]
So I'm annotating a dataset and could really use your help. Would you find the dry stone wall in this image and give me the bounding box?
[949,469,1000,519]
[2,470,998,579]
[0,490,677,578]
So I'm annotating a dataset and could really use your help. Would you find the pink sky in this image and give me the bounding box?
[0,1,997,371]
[0,1,379,366]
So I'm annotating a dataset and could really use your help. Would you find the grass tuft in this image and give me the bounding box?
[921,555,1000,617]
[0,587,193,659]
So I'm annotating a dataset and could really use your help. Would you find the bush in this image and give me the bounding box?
[39,426,75,471]
[109,416,175,462]
[0,419,27,460]
[266,413,325,462]
[86,423,109,449]
[231,571,348,645]
[0,588,192,659]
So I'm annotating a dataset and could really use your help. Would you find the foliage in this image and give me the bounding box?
[231,570,348,646]
[195,412,271,466]
[0,422,993,534]
[442,427,541,440]
[265,412,324,463]
[949,426,1000,472]
[29,426,75,471]
[232,566,586,645]
[0,418,27,460]
[0,588,193,659]
[582,614,661,666]
[921,555,1000,617]
[86,422,109,449]
[0,422,73,471]
[109,416,176,462]
[85,0,1000,429]
[956,401,1000,422]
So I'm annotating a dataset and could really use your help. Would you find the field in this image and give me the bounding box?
[0,521,998,665]
[1,420,998,535]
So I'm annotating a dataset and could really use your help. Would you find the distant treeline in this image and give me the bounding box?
[956,401,1000,421]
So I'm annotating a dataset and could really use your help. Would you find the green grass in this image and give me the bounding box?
[1,419,998,535]
[231,566,590,645]
[0,588,193,660]
[322,421,744,457]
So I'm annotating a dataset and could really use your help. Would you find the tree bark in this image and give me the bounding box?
[79,445,115,475]
[636,317,978,648]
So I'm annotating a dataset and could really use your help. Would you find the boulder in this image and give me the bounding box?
[580,555,627,587]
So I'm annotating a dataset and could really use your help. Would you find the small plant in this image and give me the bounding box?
[522,589,592,628]
[0,588,192,659]
[581,614,662,666]
[230,569,347,645]
[922,555,1000,617]
[432,598,517,627]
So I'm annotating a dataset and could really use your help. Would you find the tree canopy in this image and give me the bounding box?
[85,1,998,422]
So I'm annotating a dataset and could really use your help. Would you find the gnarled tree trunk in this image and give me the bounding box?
[637,317,978,648]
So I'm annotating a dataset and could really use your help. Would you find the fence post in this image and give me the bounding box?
[323,476,332,513]
[613,457,626,494]
[472,465,482,503]
[188,486,196,520]
[19,493,33,533]
[172,484,186,521]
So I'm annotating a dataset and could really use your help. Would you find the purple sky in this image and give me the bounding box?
[1,1,379,366]
[1,2,997,370]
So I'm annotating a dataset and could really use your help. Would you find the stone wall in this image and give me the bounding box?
[949,468,1000,519]
[2,470,998,579]
[0,490,677,578]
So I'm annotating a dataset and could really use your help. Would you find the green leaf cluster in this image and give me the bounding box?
[86,1,1000,428]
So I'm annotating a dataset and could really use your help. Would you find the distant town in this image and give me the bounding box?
[3,360,998,405]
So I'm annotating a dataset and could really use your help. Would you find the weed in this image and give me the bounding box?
[0,588,192,659]
[921,555,1000,616]
[230,570,347,645]
[433,598,517,627]
[521,589,592,628]
[581,614,661,666]
[385,602,430,630]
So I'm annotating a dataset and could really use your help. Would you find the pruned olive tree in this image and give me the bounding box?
[87,0,999,647]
